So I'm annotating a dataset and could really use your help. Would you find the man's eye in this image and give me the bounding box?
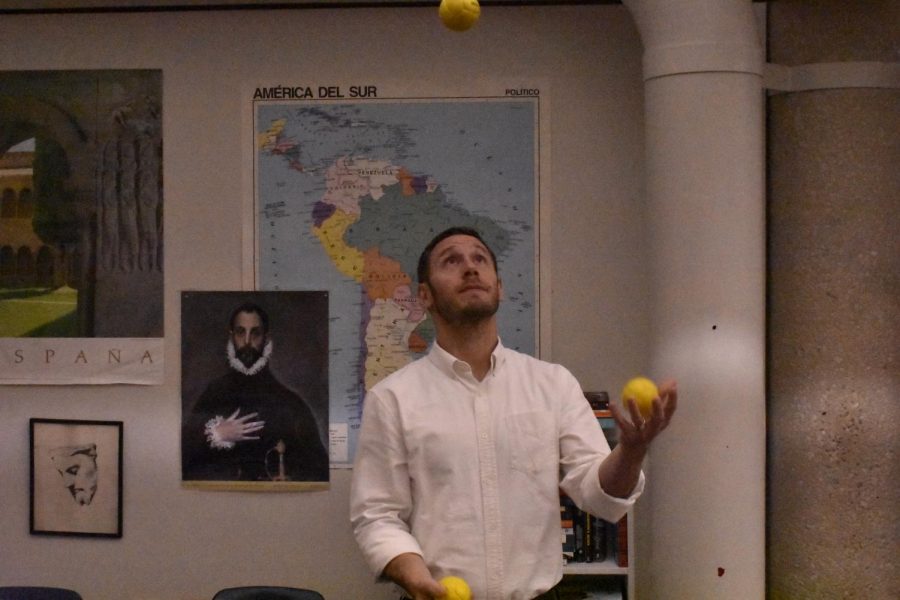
[66,466,79,475]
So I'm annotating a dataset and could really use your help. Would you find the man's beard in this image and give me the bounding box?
[430,286,500,327]
[227,339,273,376]
[235,344,263,368]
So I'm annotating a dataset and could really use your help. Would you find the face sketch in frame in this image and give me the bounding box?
[49,443,98,505]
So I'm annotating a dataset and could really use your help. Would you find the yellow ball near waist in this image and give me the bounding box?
[439,575,472,600]
[439,0,481,32]
[622,376,659,419]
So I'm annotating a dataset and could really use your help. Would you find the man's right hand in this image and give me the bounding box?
[214,408,265,444]
[383,553,447,600]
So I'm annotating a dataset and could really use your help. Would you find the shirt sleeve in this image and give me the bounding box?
[349,388,424,578]
[556,367,644,523]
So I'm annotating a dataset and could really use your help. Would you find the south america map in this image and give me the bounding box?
[252,88,543,464]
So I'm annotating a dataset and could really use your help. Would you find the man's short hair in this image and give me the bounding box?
[229,302,270,335]
[416,226,499,286]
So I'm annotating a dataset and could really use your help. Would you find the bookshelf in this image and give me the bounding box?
[558,391,635,599]
[562,508,634,598]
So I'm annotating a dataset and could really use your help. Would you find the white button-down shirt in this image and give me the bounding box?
[350,341,643,600]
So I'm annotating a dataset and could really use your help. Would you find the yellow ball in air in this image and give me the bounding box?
[439,575,472,600]
[439,0,481,32]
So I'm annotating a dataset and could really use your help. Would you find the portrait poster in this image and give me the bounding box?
[181,291,329,491]
[0,70,164,385]
[30,418,123,538]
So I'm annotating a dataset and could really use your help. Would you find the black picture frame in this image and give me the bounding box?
[29,418,123,538]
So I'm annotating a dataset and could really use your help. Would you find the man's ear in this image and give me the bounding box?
[417,282,433,310]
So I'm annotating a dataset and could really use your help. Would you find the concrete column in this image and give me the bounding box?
[623,1,766,597]
[767,2,900,598]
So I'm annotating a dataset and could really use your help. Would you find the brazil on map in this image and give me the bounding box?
[252,94,542,464]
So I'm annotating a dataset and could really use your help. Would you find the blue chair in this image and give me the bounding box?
[0,589,82,600]
[212,587,323,600]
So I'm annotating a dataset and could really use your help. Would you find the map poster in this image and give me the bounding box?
[0,70,164,385]
[246,83,549,465]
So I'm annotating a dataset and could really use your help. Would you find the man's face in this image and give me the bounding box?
[51,447,98,506]
[419,234,502,326]
[231,311,266,368]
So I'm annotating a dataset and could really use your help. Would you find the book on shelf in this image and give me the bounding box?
[615,514,628,568]
[555,575,625,599]
[582,508,594,562]
[591,513,608,563]
[560,492,577,563]
[573,506,585,563]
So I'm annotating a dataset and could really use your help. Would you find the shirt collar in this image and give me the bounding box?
[427,338,506,379]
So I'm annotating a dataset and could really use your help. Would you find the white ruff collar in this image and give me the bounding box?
[227,339,273,376]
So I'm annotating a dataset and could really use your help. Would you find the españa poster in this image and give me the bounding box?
[0,70,163,384]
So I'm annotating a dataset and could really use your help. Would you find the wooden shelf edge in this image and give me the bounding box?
[562,560,629,576]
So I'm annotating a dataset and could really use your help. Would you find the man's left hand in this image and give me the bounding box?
[611,379,677,448]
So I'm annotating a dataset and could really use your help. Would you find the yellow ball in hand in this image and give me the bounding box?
[622,376,659,419]
[439,0,481,32]
[439,575,472,600]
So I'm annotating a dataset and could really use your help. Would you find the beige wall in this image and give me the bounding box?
[0,6,649,599]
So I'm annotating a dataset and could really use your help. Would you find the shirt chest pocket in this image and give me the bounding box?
[505,410,558,476]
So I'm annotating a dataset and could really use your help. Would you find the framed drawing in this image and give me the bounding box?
[30,418,123,538]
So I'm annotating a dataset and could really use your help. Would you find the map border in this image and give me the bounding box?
[243,83,551,466]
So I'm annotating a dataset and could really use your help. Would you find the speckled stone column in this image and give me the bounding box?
[767,2,900,599]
